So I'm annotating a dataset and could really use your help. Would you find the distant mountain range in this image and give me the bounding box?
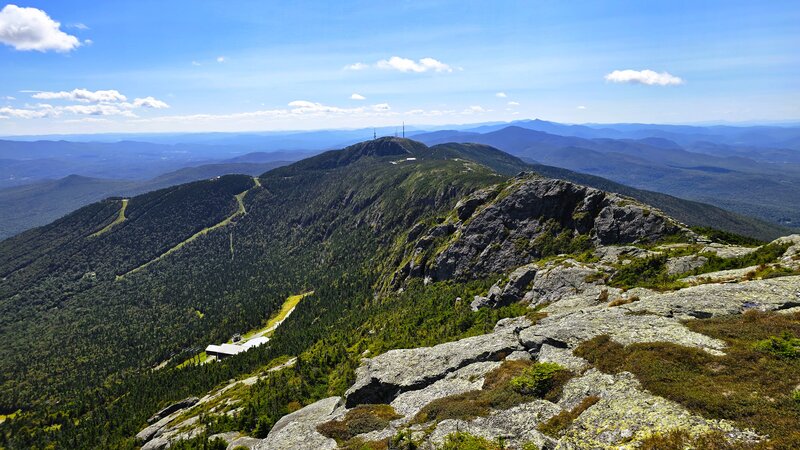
[414,123,800,228]
[2,118,799,240]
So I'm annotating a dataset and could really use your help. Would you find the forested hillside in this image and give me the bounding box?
[0,138,791,449]
[0,138,510,447]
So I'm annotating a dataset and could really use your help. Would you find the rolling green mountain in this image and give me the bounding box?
[0,138,789,448]
[0,161,289,240]
[415,126,800,228]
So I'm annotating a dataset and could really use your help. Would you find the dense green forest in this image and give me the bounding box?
[0,138,515,448]
[0,138,788,449]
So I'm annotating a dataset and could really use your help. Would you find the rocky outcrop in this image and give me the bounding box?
[594,245,658,264]
[390,361,502,419]
[519,308,727,356]
[556,370,759,448]
[424,400,560,450]
[146,397,199,424]
[523,260,608,307]
[256,397,342,450]
[344,328,522,407]
[666,254,708,275]
[423,176,684,280]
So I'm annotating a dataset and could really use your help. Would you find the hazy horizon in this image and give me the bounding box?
[1,1,799,136]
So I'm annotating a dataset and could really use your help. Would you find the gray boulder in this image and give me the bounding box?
[519,308,726,355]
[665,254,708,275]
[344,329,522,407]
[524,260,607,307]
[424,400,561,450]
[256,397,342,450]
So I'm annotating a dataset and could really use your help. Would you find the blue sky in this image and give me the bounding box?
[0,0,798,135]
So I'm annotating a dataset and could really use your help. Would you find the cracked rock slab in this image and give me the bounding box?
[520,307,726,356]
[424,400,561,450]
[345,330,522,407]
[255,397,342,450]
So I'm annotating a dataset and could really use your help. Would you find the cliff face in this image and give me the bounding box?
[393,174,686,284]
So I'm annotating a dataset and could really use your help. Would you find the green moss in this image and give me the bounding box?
[439,432,503,450]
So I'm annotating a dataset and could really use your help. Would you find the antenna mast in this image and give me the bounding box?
[402,122,405,138]
[374,128,376,140]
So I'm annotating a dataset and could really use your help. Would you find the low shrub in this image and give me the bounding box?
[413,361,570,424]
[753,331,800,358]
[638,429,740,450]
[508,362,564,397]
[317,404,401,442]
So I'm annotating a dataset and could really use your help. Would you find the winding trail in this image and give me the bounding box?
[90,198,128,238]
[117,177,260,280]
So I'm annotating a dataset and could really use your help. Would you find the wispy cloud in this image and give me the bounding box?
[507,101,520,106]
[377,56,452,73]
[0,89,170,119]
[344,62,369,71]
[577,105,587,110]
[0,4,82,52]
[496,92,507,98]
[216,56,226,63]
[350,93,366,100]
[346,57,453,73]
[604,69,684,86]
[32,88,128,103]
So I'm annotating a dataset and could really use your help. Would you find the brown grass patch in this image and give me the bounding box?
[537,395,599,437]
[573,311,800,448]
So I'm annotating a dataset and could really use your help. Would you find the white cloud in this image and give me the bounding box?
[69,23,89,30]
[32,88,127,103]
[62,103,137,117]
[350,93,366,100]
[496,92,507,98]
[216,56,225,63]
[577,105,587,110]
[462,105,488,115]
[344,62,368,71]
[132,96,170,109]
[371,103,390,111]
[604,69,684,86]
[376,56,452,73]
[83,38,93,45]
[2,96,15,101]
[0,4,81,52]
[507,101,520,106]
[5,89,169,119]
[191,60,201,66]
[0,106,52,119]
